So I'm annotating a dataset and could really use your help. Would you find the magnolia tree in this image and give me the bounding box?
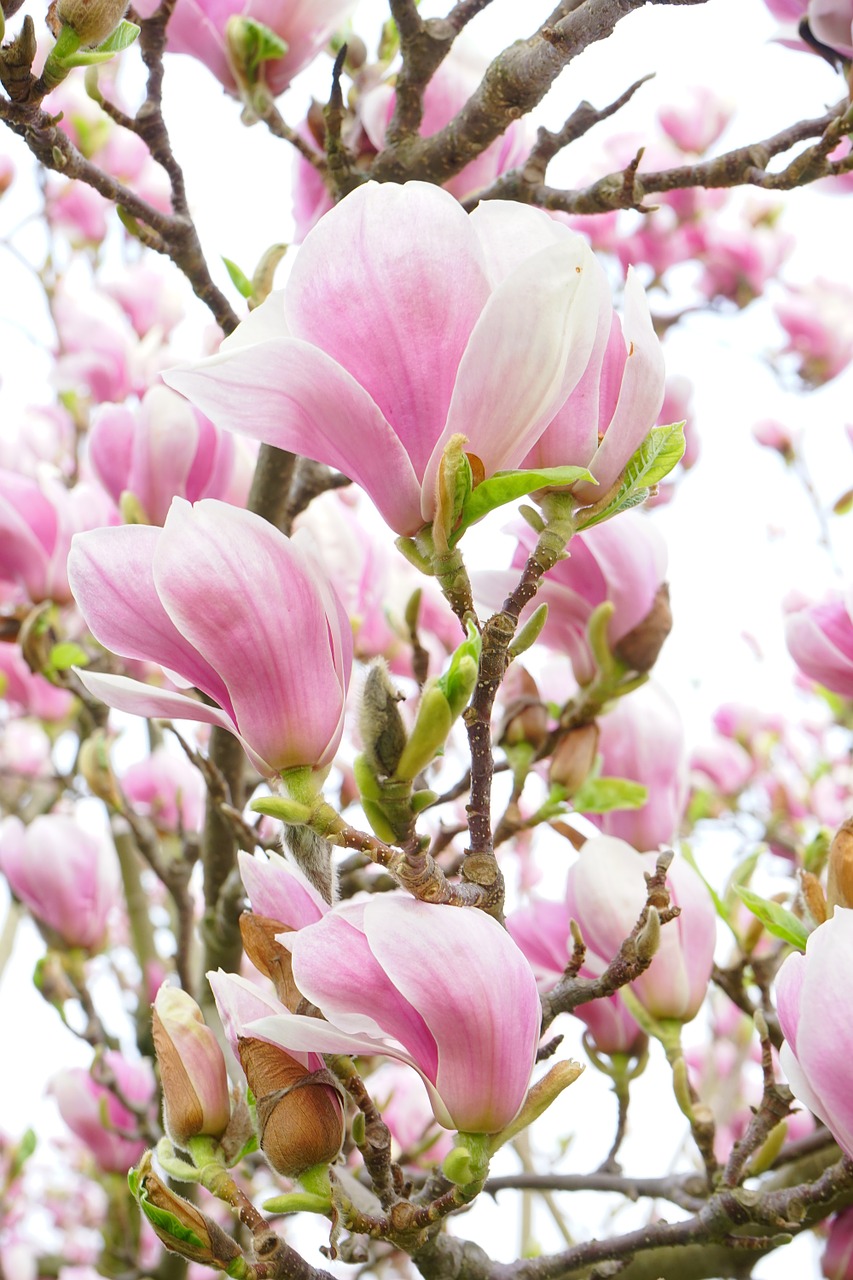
[2,0,853,1278]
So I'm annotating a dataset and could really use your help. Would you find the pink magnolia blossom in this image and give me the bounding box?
[67,498,352,777]
[103,267,185,338]
[776,908,853,1155]
[51,1052,155,1173]
[0,815,120,951]
[122,747,206,833]
[0,470,118,604]
[0,720,53,780]
[657,88,733,155]
[824,1207,853,1279]
[762,0,853,56]
[785,590,853,696]
[88,387,254,525]
[474,512,668,686]
[595,682,687,849]
[52,290,163,407]
[690,217,793,308]
[133,0,357,98]
[775,279,853,385]
[368,1063,454,1166]
[508,898,644,1056]
[565,836,716,1023]
[218,895,541,1134]
[46,181,110,244]
[165,182,626,537]
[238,847,327,925]
[752,417,797,456]
[690,738,755,795]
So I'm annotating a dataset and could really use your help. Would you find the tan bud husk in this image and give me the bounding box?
[827,818,853,913]
[799,869,827,927]
[549,723,599,794]
[239,913,301,1010]
[613,583,672,672]
[499,669,549,752]
[134,1153,244,1270]
[55,0,128,44]
[238,1037,345,1178]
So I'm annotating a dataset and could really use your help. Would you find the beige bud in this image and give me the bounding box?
[238,1037,345,1179]
[549,723,599,795]
[613,583,673,673]
[827,818,853,913]
[55,0,128,45]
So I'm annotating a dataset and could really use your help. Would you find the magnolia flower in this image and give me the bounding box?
[51,1052,155,1173]
[785,589,853,696]
[67,498,352,776]
[565,836,716,1023]
[776,909,853,1155]
[217,895,541,1134]
[165,182,646,537]
[0,815,120,951]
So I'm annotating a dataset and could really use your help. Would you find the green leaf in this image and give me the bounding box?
[222,257,253,299]
[238,17,288,75]
[139,1198,206,1250]
[577,423,686,530]
[95,19,140,53]
[572,775,647,814]
[452,465,594,544]
[732,884,809,951]
[49,641,89,672]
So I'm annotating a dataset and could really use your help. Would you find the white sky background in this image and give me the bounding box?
[1,0,852,1274]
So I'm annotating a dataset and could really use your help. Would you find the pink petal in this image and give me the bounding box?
[238,850,327,927]
[285,181,491,481]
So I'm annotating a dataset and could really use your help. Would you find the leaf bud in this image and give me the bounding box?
[152,987,231,1148]
[613,583,672,673]
[358,661,407,778]
[827,818,853,914]
[549,723,599,794]
[130,1153,246,1273]
[237,1038,345,1179]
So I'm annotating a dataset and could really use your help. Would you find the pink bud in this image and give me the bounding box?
[690,738,755,795]
[752,417,796,457]
[152,986,231,1147]
[565,836,716,1023]
[0,815,120,951]
[122,747,205,834]
[51,1052,155,1173]
[824,1208,853,1280]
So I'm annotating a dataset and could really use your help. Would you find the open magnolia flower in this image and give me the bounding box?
[166,182,664,537]
[67,497,352,776]
[213,895,542,1135]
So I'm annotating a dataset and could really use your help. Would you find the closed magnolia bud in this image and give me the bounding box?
[827,818,853,914]
[133,1152,246,1272]
[55,0,129,44]
[613,583,672,673]
[152,987,231,1147]
[359,661,406,778]
[499,668,550,752]
[549,723,599,794]
[237,1037,344,1178]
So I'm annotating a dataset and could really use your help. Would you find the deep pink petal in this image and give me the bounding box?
[285,181,490,481]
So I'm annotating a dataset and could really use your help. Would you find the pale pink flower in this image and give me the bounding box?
[67,498,352,777]
[51,1052,155,1173]
[775,279,853,385]
[238,847,327,925]
[165,182,620,536]
[690,738,755,795]
[823,1207,853,1279]
[776,909,853,1156]
[88,386,254,524]
[565,836,716,1023]
[785,590,853,696]
[594,681,687,850]
[103,266,185,338]
[752,417,797,455]
[657,87,733,155]
[0,815,120,951]
[0,720,53,779]
[216,895,541,1133]
[46,181,110,244]
[133,0,358,98]
[0,644,74,720]
[762,0,853,56]
[122,747,205,833]
[475,511,668,686]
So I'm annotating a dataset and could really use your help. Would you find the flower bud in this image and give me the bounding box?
[827,818,853,914]
[823,1207,853,1280]
[499,667,550,752]
[131,1153,246,1273]
[152,987,231,1147]
[613,583,672,672]
[54,0,128,45]
[359,661,406,778]
[237,1037,345,1178]
[549,723,599,794]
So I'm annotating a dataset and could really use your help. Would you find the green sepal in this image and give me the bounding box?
[228,16,288,80]
[434,435,473,553]
[394,535,434,576]
[436,619,481,716]
[572,774,647,814]
[96,19,139,52]
[508,604,548,660]
[353,753,382,803]
[48,641,88,673]
[360,798,398,844]
[222,257,253,299]
[453,465,594,545]
[441,1132,490,1188]
[249,795,312,825]
[261,1192,331,1215]
[732,885,809,951]
[577,423,685,530]
[393,684,452,782]
[410,789,438,813]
